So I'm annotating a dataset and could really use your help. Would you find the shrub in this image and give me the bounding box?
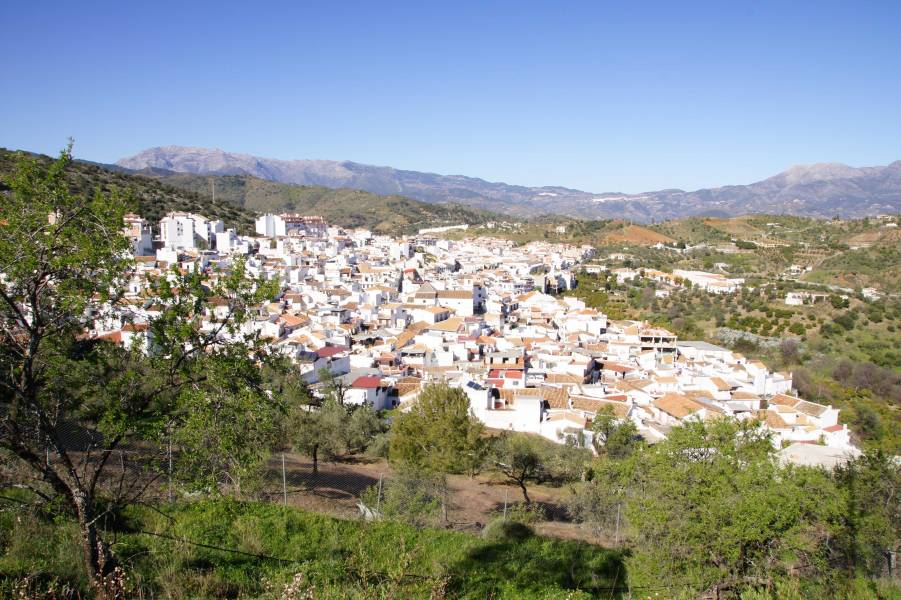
[481,518,534,542]
[360,471,445,527]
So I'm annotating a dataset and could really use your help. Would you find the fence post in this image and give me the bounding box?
[503,489,508,521]
[376,473,383,514]
[614,503,621,546]
[442,479,449,525]
[281,453,287,506]
[167,432,173,504]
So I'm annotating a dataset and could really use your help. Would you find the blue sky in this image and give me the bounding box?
[2,1,899,193]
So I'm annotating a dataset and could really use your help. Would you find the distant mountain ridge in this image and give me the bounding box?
[135,170,501,235]
[0,148,499,235]
[117,146,901,221]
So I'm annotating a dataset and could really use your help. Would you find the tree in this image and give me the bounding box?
[0,147,281,597]
[610,419,841,596]
[318,366,348,405]
[293,398,348,475]
[388,381,486,475]
[171,345,285,495]
[779,337,801,366]
[492,433,548,504]
[832,450,901,577]
[346,403,384,453]
[589,405,640,459]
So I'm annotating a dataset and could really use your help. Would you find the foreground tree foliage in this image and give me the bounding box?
[569,418,900,597]
[0,147,283,598]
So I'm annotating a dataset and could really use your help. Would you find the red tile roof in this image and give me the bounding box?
[352,376,384,389]
[316,346,346,358]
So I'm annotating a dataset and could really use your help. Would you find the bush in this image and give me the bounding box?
[364,432,391,458]
[481,518,535,543]
[501,501,546,524]
[360,471,446,527]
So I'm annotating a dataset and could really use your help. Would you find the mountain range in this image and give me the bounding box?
[0,148,495,235]
[118,146,901,222]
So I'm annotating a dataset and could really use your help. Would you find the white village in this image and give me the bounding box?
[99,211,860,469]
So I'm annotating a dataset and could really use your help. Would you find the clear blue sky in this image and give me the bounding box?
[2,1,899,193]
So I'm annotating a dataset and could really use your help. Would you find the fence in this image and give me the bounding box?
[258,452,593,540]
[0,434,604,545]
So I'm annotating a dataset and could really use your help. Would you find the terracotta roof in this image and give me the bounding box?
[545,410,587,428]
[437,290,473,299]
[544,373,583,385]
[653,393,704,419]
[426,317,465,332]
[571,395,629,417]
[396,383,421,397]
[352,376,384,389]
[487,369,524,379]
[794,400,829,418]
[770,394,802,408]
[315,346,346,358]
[710,377,733,391]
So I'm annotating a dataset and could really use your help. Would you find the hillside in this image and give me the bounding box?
[118,145,901,221]
[0,495,624,598]
[0,148,257,232]
[0,149,500,236]
[140,170,500,235]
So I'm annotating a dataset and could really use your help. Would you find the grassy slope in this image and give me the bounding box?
[805,241,901,293]
[442,219,666,247]
[0,496,624,599]
[146,172,501,235]
[0,148,258,233]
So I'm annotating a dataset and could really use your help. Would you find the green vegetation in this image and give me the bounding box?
[290,371,384,475]
[589,405,641,459]
[0,496,626,599]
[151,172,501,235]
[491,432,589,505]
[568,419,900,599]
[0,150,897,599]
[806,242,901,294]
[0,147,285,596]
[567,268,901,453]
[0,147,258,231]
[388,382,488,475]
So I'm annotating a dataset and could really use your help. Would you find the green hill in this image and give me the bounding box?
[0,148,258,232]
[0,495,624,598]
[142,171,501,235]
[0,149,500,236]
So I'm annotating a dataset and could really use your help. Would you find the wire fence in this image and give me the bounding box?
[258,452,564,536]
[0,425,607,544]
